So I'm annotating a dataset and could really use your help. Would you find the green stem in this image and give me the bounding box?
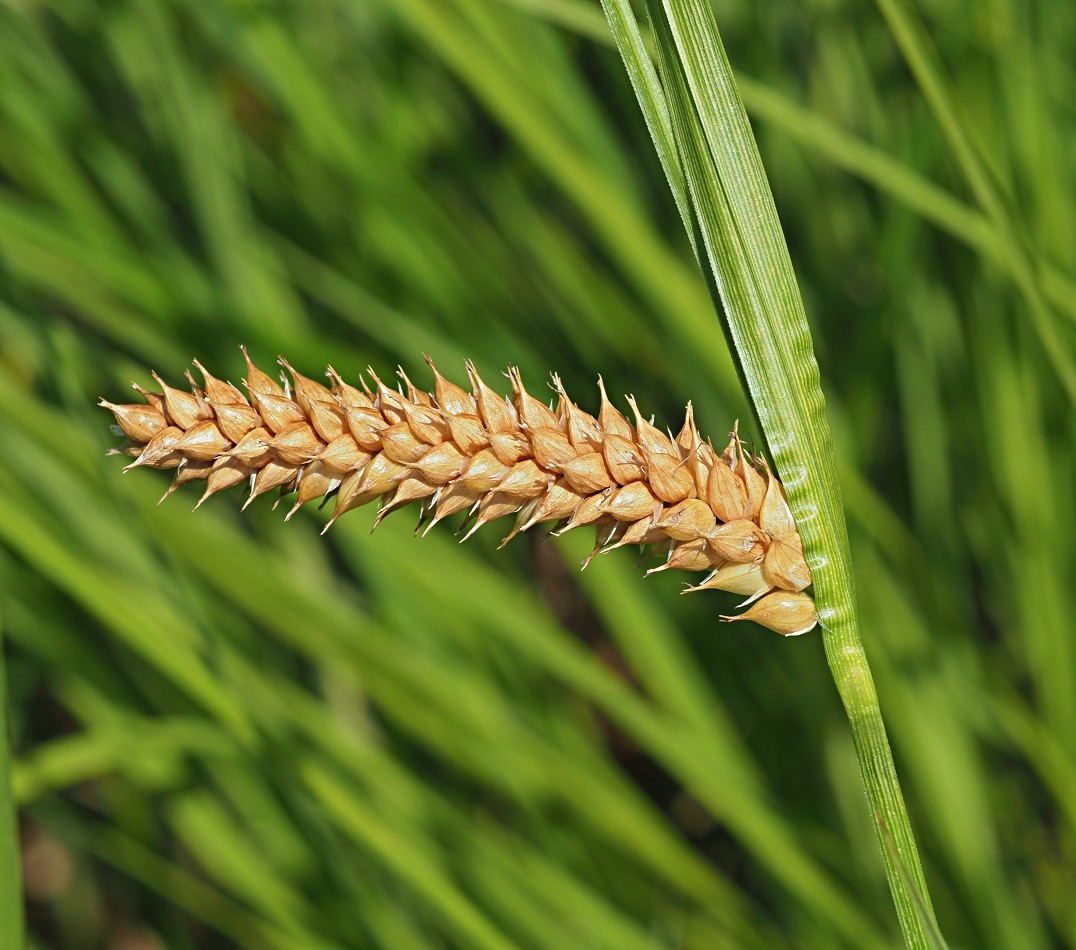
[0,612,24,949]
[822,621,938,947]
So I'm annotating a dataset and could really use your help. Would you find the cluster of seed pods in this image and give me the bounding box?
[102,349,817,636]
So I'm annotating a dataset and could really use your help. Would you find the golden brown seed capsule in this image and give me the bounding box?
[529,427,576,470]
[647,538,720,574]
[328,470,379,525]
[721,591,817,637]
[327,366,374,411]
[426,355,475,416]
[153,372,210,430]
[249,390,305,435]
[131,383,166,413]
[603,516,667,551]
[319,434,370,475]
[242,346,286,398]
[495,460,552,500]
[521,480,583,529]
[279,357,334,413]
[306,399,346,443]
[375,474,438,525]
[553,375,603,451]
[125,425,185,470]
[467,360,516,434]
[225,427,273,468]
[653,498,716,541]
[412,441,467,485]
[160,460,214,503]
[559,452,613,495]
[603,482,659,523]
[173,420,232,462]
[379,422,430,465]
[100,400,167,442]
[707,457,750,524]
[465,491,525,538]
[345,406,390,451]
[366,368,408,425]
[759,466,796,538]
[196,457,249,508]
[286,461,339,520]
[736,452,766,522]
[626,394,676,456]
[193,359,248,406]
[459,449,510,493]
[560,491,610,532]
[432,482,482,525]
[706,519,768,562]
[399,399,450,444]
[596,376,633,440]
[508,366,560,431]
[762,534,811,592]
[644,451,695,504]
[488,431,532,466]
[675,403,698,457]
[356,452,409,496]
[211,401,260,444]
[445,413,489,456]
[602,434,646,485]
[684,561,770,600]
[246,460,299,507]
[269,422,323,465]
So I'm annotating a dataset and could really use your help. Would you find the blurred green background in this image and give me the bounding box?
[1,0,1074,947]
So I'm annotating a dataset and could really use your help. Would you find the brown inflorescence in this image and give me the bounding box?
[101,349,816,636]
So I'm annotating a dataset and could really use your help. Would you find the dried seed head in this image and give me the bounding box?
[105,351,816,637]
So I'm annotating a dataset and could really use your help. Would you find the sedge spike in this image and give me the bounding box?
[101,349,816,636]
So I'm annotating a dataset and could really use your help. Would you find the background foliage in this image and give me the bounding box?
[0,0,1073,947]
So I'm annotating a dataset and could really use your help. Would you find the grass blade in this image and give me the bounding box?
[602,0,942,943]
